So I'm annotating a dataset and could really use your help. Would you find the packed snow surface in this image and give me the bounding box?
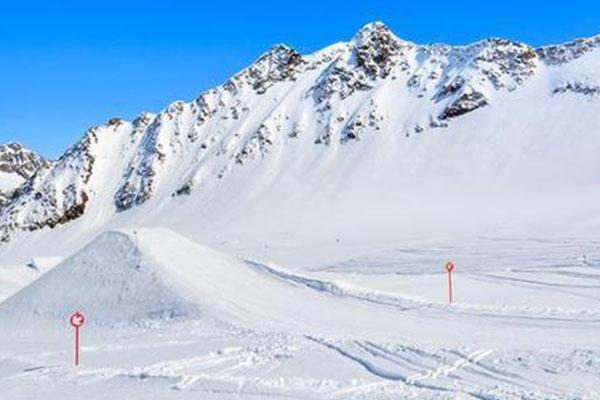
[1,228,599,398]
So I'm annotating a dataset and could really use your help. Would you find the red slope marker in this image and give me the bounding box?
[69,310,85,366]
[445,261,455,303]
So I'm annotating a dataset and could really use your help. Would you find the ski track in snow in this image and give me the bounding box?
[3,329,597,399]
[251,247,600,325]
[0,232,599,398]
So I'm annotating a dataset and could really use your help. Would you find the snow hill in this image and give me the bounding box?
[0,228,427,339]
[2,228,598,354]
[0,230,200,325]
[1,22,600,263]
[0,228,348,327]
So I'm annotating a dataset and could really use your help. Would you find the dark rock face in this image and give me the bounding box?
[235,124,275,165]
[537,35,600,65]
[107,118,125,127]
[172,181,193,197]
[340,100,382,143]
[310,64,373,104]
[0,143,49,208]
[470,39,538,89]
[115,181,149,211]
[439,91,489,120]
[553,82,600,97]
[0,131,97,242]
[24,190,89,231]
[437,77,466,99]
[0,142,48,179]
[115,119,164,212]
[353,22,408,79]
[225,44,305,95]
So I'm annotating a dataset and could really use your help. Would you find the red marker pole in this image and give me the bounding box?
[445,262,455,303]
[69,311,85,366]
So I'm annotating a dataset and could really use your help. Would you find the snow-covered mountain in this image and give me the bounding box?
[1,22,600,261]
[0,142,48,207]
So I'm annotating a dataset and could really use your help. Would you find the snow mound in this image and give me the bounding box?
[0,228,422,337]
[0,228,361,330]
[0,229,204,326]
[2,228,598,355]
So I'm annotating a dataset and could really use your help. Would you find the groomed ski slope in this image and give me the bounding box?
[0,228,598,398]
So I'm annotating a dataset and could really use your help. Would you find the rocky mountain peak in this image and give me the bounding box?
[0,142,48,179]
[536,34,600,65]
[259,43,298,62]
[0,142,49,209]
[3,142,23,152]
[353,22,405,45]
[225,43,305,94]
[352,21,411,78]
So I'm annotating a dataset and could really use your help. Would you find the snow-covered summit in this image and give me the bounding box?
[351,21,414,78]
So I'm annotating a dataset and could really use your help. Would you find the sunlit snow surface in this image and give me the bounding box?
[0,229,598,399]
[2,22,600,398]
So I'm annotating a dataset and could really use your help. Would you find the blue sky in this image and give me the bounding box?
[2,0,599,158]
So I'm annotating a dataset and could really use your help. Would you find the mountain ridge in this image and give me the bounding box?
[1,21,599,253]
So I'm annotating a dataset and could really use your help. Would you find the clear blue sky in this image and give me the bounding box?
[2,0,599,158]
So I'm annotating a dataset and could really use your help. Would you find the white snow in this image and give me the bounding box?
[1,23,600,398]
[0,171,23,192]
[1,228,599,398]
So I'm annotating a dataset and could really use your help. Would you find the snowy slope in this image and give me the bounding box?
[1,228,599,399]
[3,228,598,345]
[0,230,200,325]
[1,228,494,341]
[0,171,23,193]
[0,257,60,302]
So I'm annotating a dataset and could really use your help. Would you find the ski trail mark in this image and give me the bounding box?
[406,348,493,385]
